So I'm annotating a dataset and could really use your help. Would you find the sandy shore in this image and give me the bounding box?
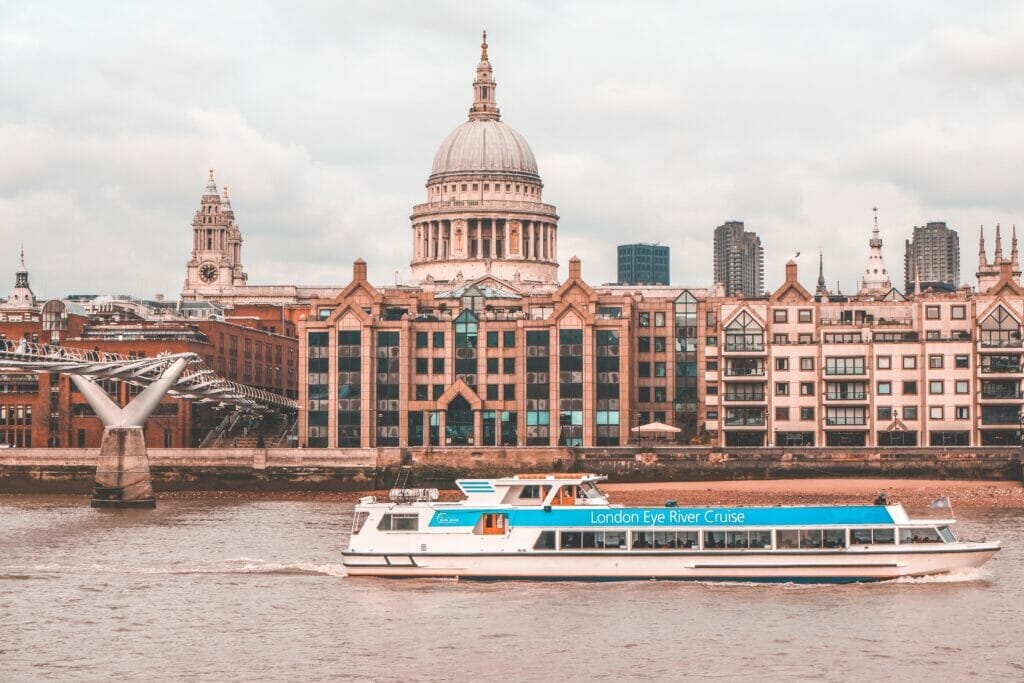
[152,478,1024,508]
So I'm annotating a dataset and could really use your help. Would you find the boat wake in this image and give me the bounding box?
[892,567,991,584]
[1,558,348,578]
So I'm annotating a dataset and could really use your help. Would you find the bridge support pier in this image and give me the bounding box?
[92,427,155,508]
[72,357,189,509]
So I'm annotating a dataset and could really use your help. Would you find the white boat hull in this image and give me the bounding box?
[342,544,999,582]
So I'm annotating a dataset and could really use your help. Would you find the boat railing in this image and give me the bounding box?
[389,488,440,504]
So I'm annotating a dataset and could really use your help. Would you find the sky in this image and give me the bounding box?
[4,1,1024,299]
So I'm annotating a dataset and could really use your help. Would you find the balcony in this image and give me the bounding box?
[723,416,766,427]
[824,418,867,427]
[412,199,558,215]
[980,387,1024,400]
[824,392,867,401]
[980,363,1022,375]
[723,367,765,377]
[723,343,765,354]
[723,393,766,402]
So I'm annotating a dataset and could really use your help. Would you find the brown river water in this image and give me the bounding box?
[2,496,1023,681]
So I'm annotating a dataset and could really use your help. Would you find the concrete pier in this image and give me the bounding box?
[90,427,155,508]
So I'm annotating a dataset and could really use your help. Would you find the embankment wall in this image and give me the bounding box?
[0,446,1020,493]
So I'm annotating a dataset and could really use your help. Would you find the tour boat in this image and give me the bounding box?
[342,474,1000,582]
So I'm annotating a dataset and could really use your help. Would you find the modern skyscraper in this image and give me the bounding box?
[904,222,960,293]
[713,221,764,297]
[617,243,670,285]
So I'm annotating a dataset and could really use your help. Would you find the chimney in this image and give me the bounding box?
[353,258,367,282]
[568,256,581,281]
[785,259,798,282]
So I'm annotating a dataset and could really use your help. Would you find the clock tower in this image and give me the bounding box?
[182,169,248,300]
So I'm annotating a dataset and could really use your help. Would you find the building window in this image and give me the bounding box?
[877,406,892,420]
[929,406,944,419]
[503,357,515,373]
[654,312,666,327]
[486,384,499,400]
[955,406,969,420]
[638,362,651,378]
[639,312,650,327]
[775,407,790,420]
[433,332,445,348]
[877,355,891,369]
[929,381,943,395]
[800,357,814,371]
[798,333,813,344]
[955,380,969,394]
[487,331,499,348]
[929,355,943,369]
[706,384,718,395]
[503,331,516,347]
[800,382,814,396]
[798,309,812,323]
[433,357,445,373]
[951,305,966,320]
[638,387,651,402]
[486,357,499,373]
[707,360,719,371]
[903,381,918,395]
[775,382,789,396]
[654,337,667,352]
[415,385,428,400]
[433,384,444,400]
[773,309,788,323]
[503,384,515,400]
[954,355,969,369]
[903,406,918,420]
[775,358,789,371]
[415,358,428,374]
[654,362,667,377]
[773,333,789,344]
[824,356,864,375]
[706,336,717,346]
[638,336,651,352]
[654,387,667,402]
[416,332,428,348]
[926,331,940,340]
[903,356,917,369]
[800,407,815,420]
[877,381,891,395]
[925,306,940,320]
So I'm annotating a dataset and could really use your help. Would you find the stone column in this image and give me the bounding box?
[438,410,447,445]
[489,220,495,258]
[473,409,483,446]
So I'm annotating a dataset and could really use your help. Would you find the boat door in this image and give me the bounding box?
[481,513,508,535]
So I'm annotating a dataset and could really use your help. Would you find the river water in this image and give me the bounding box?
[1,497,1022,681]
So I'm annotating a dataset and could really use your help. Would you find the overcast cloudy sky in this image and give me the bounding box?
[3,1,1024,299]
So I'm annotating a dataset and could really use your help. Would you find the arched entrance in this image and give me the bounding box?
[446,395,473,445]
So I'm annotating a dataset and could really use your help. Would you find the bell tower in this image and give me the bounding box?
[182,169,247,300]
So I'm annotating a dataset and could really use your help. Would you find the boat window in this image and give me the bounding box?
[351,511,370,535]
[580,531,627,549]
[579,483,605,501]
[824,529,846,548]
[633,531,698,549]
[871,528,895,544]
[799,530,824,549]
[850,528,872,545]
[851,528,894,544]
[749,530,772,548]
[938,527,956,543]
[377,513,419,532]
[560,531,582,549]
[534,530,556,550]
[899,527,943,544]
[726,531,749,548]
[519,485,544,500]
[704,531,726,549]
[777,530,799,549]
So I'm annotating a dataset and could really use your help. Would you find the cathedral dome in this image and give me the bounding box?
[430,118,538,181]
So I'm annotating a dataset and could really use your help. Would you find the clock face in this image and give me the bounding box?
[199,263,218,283]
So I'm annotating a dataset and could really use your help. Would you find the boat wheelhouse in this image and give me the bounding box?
[342,474,1000,581]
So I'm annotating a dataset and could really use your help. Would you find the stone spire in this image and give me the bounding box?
[469,30,500,121]
[221,185,233,214]
[912,256,922,296]
[2,246,36,310]
[815,248,827,295]
[859,207,892,295]
[204,168,218,197]
[978,225,987,267]
[1012,225,1019,270]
